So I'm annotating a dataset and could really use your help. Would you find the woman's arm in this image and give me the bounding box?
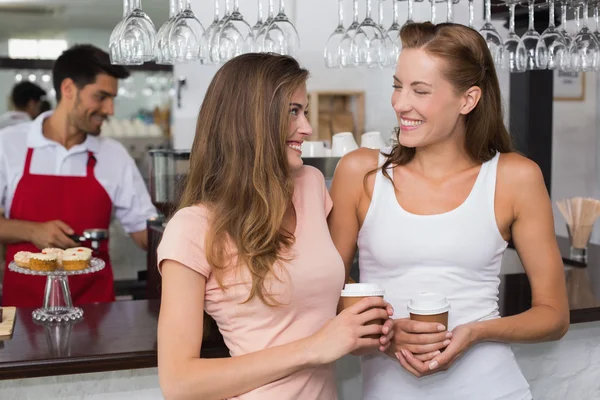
[469,157,569,342]
[328,149,378,282]
[158,260,391,400]
[400,155,569,375]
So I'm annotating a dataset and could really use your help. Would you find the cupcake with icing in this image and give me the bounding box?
[64,247,92,257]
[62,250,91,271]
[30,253,58,271]
[14,251,32,268]
[42,248,64,267]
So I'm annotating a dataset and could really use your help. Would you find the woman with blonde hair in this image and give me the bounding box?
[156,53,394,400]
[329,22,569,399]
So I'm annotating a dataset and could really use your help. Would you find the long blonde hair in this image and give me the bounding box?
[178,53,309,305]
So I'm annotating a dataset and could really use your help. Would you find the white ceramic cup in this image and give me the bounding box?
[301,141,326,157]
[331,132,359,157]
[361,131,386,149]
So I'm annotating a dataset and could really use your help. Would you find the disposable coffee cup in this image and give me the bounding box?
[340,283,386,338]
[407,292,451,329]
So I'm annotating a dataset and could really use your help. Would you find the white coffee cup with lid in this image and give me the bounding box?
[407,292,451,329]
[340,283,387,337]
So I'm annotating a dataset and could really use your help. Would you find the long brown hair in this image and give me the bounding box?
[380,22,511,179]
[178,53,309,305]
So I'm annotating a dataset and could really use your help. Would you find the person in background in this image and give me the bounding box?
[0,44,157,307]
[39,100,52,114]
[0,81,46,130]
[157,53,394,400]
[328,22,569,399]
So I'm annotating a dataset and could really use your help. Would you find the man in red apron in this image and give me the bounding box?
[0,44,156,307]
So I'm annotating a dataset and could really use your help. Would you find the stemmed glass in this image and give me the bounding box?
[520,0,548,70]
[387,0,403,63]
[558,0,573,71]
[210,0,232,64]
[569,0,600,72]
[255,0,276,52]
[324,0,346,68]
[155,0,179,64]
[503,2,527,72]
[540,0,567,70]
[430,0,438,24]
[354,0,386,67]
[252,0,264,50]
[339,0,361,68]
[218,0,254,62]
[593,2,600,50]
[118,0,157,64]
[201,0,221,64]
[377,0,396,67]
[468,0,474,28]
[109,0,131,64]
[265,0,301,56]
[168,0,205,63]
[479,0,503,65]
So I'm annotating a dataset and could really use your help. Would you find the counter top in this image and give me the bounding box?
[2,235,599,381]
[500,236,600,324]
[0,299,229,380]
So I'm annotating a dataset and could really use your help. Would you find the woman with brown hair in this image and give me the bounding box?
[329,23,569,399]
[156,53,394,400]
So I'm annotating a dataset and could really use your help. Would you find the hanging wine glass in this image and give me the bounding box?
[168,0,205,63]
[201,0,221,64]
[109,0,131,64]
[569,0,600,71]
[354,0,386,68]
[118,0,157,64]
[265,0,301,56]
[479,0,503,65]
[210,0,232,64]
[155,0,179,65]
[255,0,277,52]
[520,0,548,70]
[387,0,402,63]
[376,0,395,67]
[503,2,527,72]
[339,0,361,68]
[324,0,346,68]
[540,0,567,70]
[252,0,264,51]
[218,0,254,62]
[558,0,573,71]
[468,0,474,28]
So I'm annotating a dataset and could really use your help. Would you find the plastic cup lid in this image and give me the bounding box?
[407,292,451,315]
[340,283,385,297]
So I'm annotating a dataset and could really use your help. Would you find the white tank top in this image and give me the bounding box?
[357,150,532,400]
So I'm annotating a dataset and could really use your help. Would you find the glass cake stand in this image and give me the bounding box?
[8,258,105,322]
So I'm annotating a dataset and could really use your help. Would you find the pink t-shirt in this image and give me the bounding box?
[158,166,345,400]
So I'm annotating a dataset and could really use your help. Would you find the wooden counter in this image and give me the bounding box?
[0,299,228,380]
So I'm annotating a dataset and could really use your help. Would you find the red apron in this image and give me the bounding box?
[2,147,115,307]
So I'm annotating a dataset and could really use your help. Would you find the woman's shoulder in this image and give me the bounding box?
[165,205,211,233]
[335,148,381,180]
[497,152,544,187]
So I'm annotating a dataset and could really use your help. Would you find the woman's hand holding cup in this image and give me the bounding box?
[307,293,393,365]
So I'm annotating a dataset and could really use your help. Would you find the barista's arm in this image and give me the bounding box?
[130,229,148,251]
[0,214,78,249]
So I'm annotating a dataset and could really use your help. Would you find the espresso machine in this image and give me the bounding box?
[146,149,190,296]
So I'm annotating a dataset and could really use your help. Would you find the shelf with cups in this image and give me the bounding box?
[307,90,365,146]
[109,0,300,66]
